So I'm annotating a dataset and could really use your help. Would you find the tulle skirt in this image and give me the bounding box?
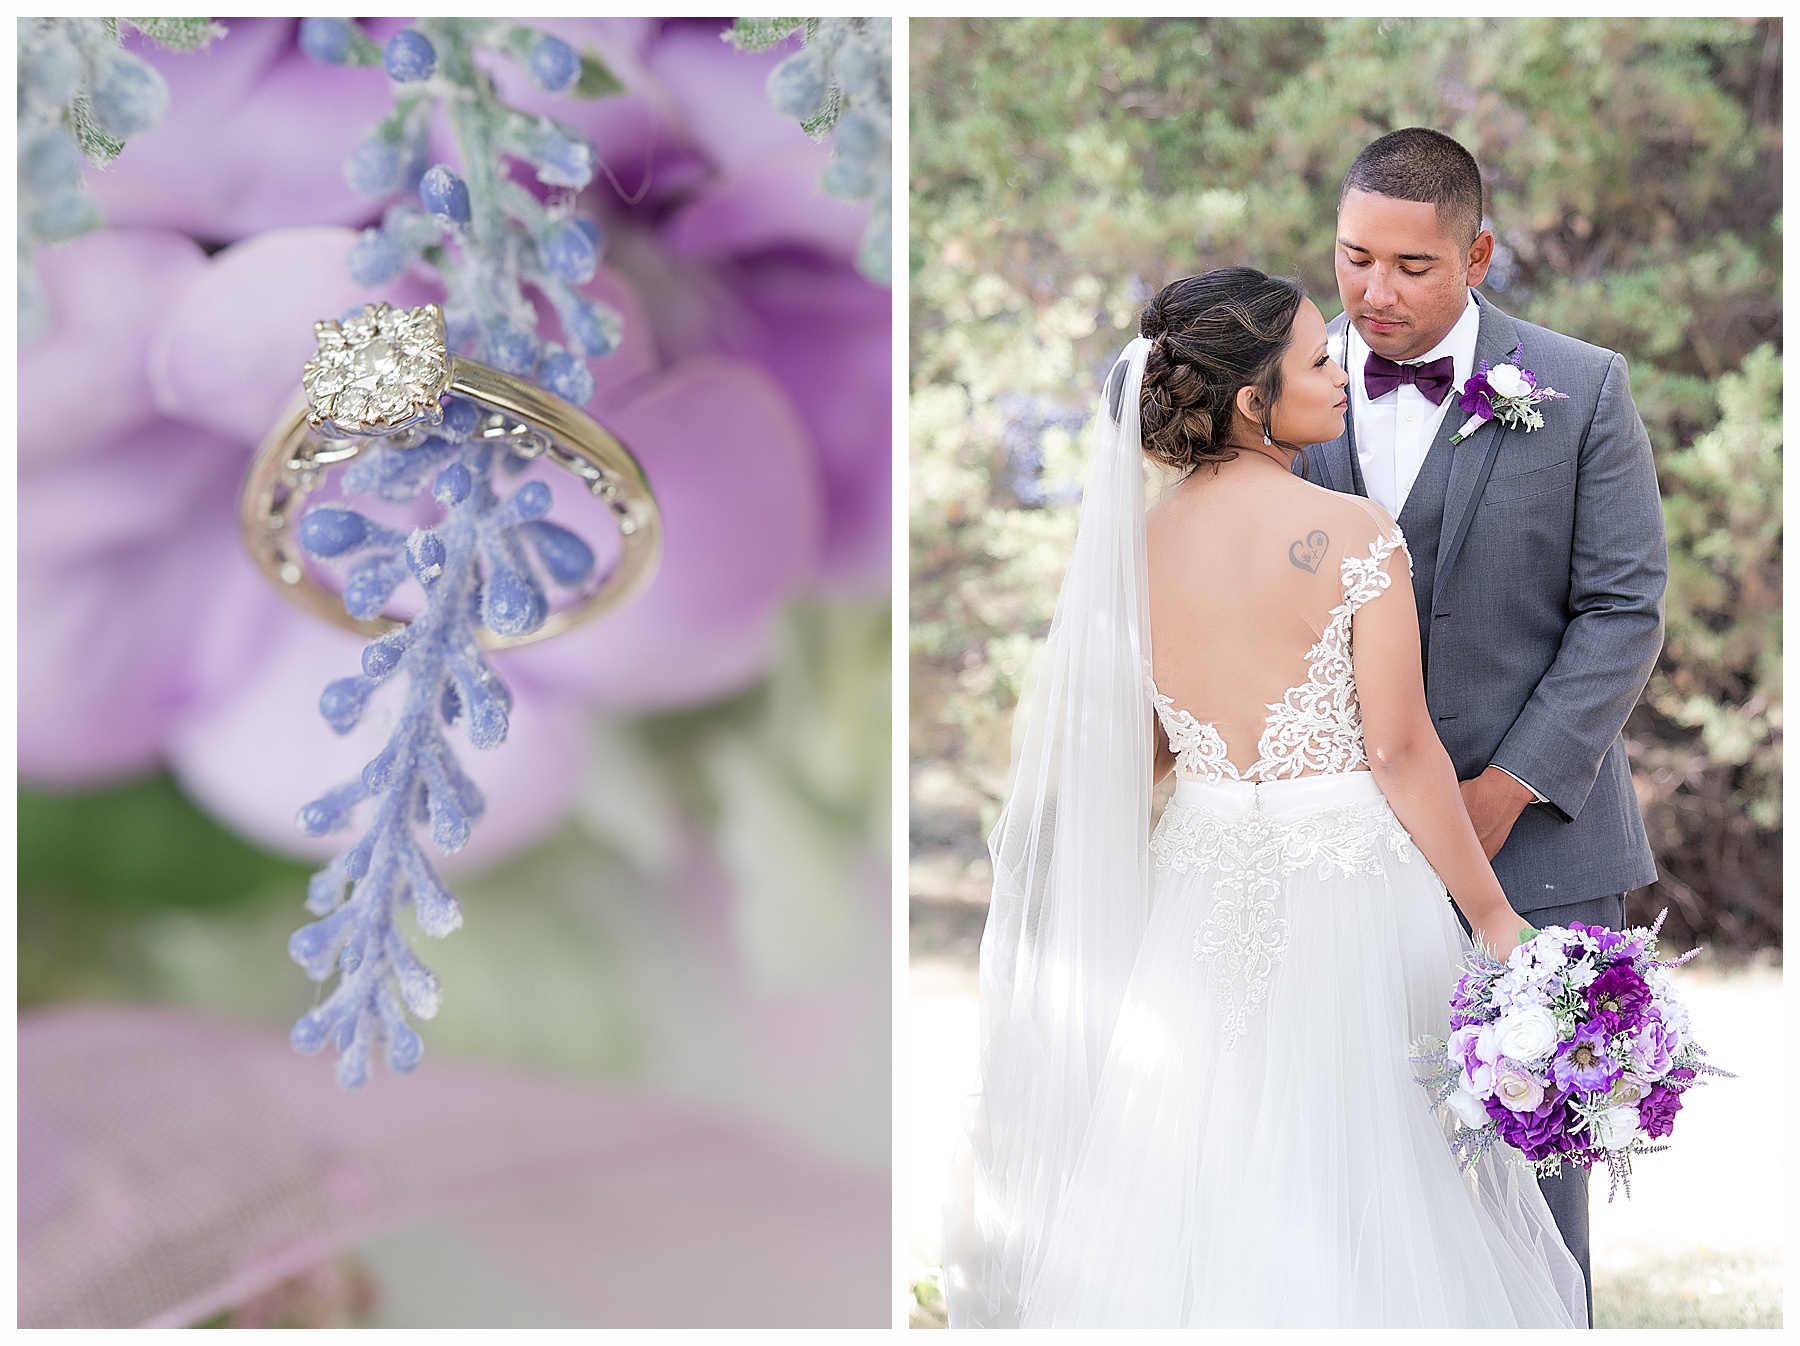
[1010,771,1586,1328]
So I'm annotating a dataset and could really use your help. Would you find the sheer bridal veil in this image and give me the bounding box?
[943,338,1155,1328]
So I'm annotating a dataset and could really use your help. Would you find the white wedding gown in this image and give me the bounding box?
[1017,531,1584,1327]
[943,338,1584,1329]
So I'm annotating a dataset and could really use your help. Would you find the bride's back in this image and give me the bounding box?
[1147,457,1391,776]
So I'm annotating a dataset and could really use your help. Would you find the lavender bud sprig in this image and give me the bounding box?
[290,20,629,1086]
[290,411,595,1089]
[304,18,626,407]
[726,17,891,283]
[17,17,225,337]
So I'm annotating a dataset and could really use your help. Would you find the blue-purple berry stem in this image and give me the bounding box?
[289,19,626,1087]
[290,421,592,1089]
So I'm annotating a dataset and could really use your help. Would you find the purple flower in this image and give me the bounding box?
[1549,1023,1622,1094]
[1449,1022,1499,1097]
[1569,920,1625,955]
[1485,1088,1578,1163]
[1584,965,1651,1033]
[1489,957,1561,1016]
[1614,928,1652,962]
[1457,367,1496,419]
[91,19,405,239]
[1638,1080,1686,1139]
[512,18,891,590]
[1448,972,1491,1029]
[1628,1007,1683,1080]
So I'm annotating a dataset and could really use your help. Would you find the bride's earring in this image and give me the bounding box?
[1263,432,1272,446]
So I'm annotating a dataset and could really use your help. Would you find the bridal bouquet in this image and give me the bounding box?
[1412,912,1728,1198]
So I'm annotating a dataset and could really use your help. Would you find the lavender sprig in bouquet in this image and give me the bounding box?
[1411,911,1731,1199]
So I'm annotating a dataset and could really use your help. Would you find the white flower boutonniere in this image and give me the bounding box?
[1449,343,1570,445]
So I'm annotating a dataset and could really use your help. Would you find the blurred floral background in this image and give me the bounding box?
[19,16,892,1328]
[907,17,1779,1329]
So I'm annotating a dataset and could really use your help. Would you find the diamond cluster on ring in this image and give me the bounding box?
[304,302,450,435]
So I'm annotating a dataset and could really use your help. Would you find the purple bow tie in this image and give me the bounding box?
[1364,352,1455,405]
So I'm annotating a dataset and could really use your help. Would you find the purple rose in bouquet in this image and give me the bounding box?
[1484,1089,1578,1164]
[1410,910,1730,1199]
[1638,1068,1695,1139]
[1448,1022,1498,1096]
[1628,1006,1682,1080]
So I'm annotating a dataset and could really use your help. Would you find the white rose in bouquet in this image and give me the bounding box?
[1592,1105,1644,1152]
[1446,1088,1492,1130]
[1493,1068,1547,1113]
[1493,1006,1559,1063]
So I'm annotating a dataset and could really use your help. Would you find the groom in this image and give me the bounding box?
[1307,128,1667,1324]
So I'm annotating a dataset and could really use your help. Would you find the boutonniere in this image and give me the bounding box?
[1449,344,1569,445]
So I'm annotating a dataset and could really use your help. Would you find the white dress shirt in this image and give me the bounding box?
[1341,289,1481,518]
[1338,291,1546,806]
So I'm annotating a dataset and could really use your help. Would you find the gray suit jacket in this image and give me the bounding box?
[1312,294,1666,916]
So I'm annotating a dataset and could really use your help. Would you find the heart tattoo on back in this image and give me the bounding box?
[1289,529,1329,574]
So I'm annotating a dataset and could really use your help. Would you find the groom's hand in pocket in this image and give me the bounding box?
[1459,766,1535,860]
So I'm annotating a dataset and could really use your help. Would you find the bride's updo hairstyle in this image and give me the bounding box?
[1138,267,1306,474]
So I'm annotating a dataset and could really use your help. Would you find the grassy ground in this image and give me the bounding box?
[905,866,1782,1329]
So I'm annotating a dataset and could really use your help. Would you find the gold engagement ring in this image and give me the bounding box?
[240,302,660,648]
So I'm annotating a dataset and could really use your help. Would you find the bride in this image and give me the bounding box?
[942,268,1587,1328]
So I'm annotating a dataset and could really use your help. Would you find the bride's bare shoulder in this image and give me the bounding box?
[1146,462,1401,560]
[1275,473,1397,535]
[1143,469,1205,533]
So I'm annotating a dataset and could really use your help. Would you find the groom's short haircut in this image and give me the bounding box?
[1340,128,1484,247]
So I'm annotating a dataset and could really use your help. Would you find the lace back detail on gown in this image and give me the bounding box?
[1150,527,1407,783]
[1146,527,1414,1049]
[1148,686,1237,780]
